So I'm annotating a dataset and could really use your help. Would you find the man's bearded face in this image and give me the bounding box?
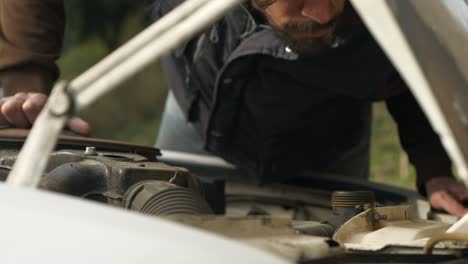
[253,0,360,56]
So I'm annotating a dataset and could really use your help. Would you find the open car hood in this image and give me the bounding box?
[351,0,468,182]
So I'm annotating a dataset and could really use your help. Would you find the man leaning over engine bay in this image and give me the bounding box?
[0,0,467,216]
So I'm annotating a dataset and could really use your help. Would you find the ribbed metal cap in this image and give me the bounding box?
[124,181,212,215]
[331,191,376,208]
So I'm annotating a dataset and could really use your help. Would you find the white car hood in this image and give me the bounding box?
[351,0,468,183]
[0,184,289,264]
[351,0,468,232]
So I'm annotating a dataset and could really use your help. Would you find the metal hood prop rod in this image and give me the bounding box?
[6,0,247,187]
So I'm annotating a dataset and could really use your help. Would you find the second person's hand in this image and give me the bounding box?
[426,177,468,217]
[0,92,92,136]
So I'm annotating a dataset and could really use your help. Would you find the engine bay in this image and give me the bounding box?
[0,129,467,264]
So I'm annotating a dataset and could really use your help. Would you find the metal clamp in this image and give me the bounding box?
[48,81,76,117]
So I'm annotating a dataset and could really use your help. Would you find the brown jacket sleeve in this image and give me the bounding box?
[0,0,65,96]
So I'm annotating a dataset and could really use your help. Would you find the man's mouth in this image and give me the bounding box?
[285,22,336,40]
[291,26,333,38]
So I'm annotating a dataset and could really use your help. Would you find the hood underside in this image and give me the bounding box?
[351,0,468,183]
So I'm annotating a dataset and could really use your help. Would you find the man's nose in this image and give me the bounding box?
[301,0,336,24]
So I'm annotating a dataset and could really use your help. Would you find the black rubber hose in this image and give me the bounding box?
[39,161,107,197]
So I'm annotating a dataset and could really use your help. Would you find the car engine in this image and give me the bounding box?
[0,129,467,264]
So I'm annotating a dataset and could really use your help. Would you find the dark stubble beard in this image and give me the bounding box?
[268,2,362,56]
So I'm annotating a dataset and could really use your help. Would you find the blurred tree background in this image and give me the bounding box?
[59,1,416,190]
[60,0,166,145]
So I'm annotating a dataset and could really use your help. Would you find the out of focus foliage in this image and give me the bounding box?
[63,1,152,49]
[371,103,416,189]
[58,0,415,190]
[59,0,167,145]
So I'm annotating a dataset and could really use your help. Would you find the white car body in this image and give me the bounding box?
[1,0,468,263]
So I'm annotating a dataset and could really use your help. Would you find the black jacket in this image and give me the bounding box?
[154,0,453,190]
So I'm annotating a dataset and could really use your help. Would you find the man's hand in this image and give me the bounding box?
[426,177,468,217]
[0,92,92,136]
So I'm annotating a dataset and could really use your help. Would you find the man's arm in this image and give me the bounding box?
[0,0,65,96]
[386,89,468,216]
[0,0,90,135]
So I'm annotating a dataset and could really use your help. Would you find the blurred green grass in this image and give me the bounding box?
[59,11,167,146]
[371,103,416,190]
[58,4,416,190]
[59,39,167,145]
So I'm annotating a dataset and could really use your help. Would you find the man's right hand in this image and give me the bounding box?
[0,92,92,136]
[426,177,468,217]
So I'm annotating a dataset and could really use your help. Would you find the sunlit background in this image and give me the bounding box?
[59,1,416,190]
